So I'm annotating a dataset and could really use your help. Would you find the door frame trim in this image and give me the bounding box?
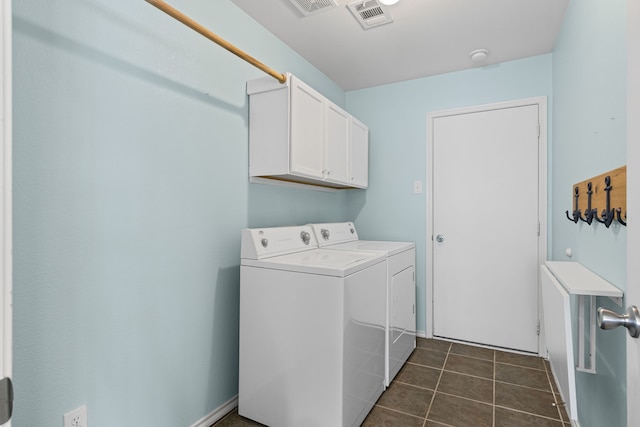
[1,0,13,412]
[425,97,548,355]
[627,0,639,423]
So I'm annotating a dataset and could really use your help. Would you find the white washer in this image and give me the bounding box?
[310,222,416,386]
[239,225,387,427]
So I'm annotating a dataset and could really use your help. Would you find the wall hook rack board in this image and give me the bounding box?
[565,165,626,227]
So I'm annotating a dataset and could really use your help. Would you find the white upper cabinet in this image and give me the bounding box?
[247,73,368,189]
[324,101,351,185]
[289,78,325,180]
[350,116,369,188]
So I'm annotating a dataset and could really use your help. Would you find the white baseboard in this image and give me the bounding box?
[189,395,238,427]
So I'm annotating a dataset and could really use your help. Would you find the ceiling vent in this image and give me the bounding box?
[289,0,338,16]
[347,0,393,29]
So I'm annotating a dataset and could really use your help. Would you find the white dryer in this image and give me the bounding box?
[239,225,387,427]
[310,222,416,387]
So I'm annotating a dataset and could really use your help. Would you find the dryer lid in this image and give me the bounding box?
[324,240,415,256]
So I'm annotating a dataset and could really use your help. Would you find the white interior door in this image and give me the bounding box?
[0,0,13,425]
[627,0,640,422]
[429,99,546,353]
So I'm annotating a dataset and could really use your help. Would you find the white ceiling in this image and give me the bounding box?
[231,0,570,91]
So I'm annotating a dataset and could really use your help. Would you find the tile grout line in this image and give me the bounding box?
[493,349,496,427]
[495,360,547,371]
[448,352,494,363]
[371,404,428,421]
[422,341,451,427]
[494,378,559,393]
[421,345,546,370]
[433,390,495,406]
[493,403,566,423]
[544,358,567,423]
[438,367,492,381]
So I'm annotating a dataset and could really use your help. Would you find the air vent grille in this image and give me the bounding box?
[289,0,338,16]
[360,6,384,20]
[347,0,393,29]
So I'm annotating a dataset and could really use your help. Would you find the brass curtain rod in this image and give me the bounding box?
[145,0,287,84]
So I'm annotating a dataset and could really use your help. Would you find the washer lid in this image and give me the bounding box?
[241,249,385,277]
[324,240,415,256]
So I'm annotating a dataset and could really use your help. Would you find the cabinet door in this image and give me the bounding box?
[350,117,369,188]
[325,102,350,185]
[289,77,325,179]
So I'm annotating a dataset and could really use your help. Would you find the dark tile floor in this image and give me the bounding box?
[213,337,571,427]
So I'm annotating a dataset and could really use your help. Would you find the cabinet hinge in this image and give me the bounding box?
[537,123,541,139]
[537,221,540,236]
[537,320,541,336]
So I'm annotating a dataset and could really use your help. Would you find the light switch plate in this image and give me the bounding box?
[413,181,423,194]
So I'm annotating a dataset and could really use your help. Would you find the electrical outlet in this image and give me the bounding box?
[63,405,88,427]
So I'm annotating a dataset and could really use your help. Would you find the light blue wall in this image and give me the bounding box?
[12,0,350,425]
[551,0,627,426]
[346,55,553,333]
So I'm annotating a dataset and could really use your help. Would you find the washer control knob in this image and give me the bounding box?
[300,231,311,245]
[261,238,268,248]
[321,229,330,240]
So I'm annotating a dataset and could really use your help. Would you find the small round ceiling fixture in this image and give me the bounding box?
[469,49,489,63]
[379,0,399,5]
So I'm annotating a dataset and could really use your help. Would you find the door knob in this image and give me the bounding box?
[436,234,445,243]
[597,305,640,338]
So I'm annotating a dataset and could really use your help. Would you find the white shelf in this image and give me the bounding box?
[545,261,623,299]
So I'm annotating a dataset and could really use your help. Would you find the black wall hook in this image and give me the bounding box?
[616,208,627,226]
[580,182,597,225]
[565,186,580,223]
[595,176,615,228]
